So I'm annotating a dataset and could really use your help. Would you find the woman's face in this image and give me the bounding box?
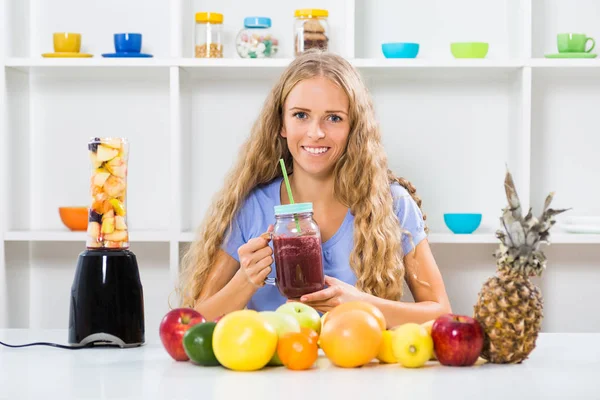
[281,76,350,179]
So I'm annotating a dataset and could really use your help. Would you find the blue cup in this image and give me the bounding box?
[114,33,142,53]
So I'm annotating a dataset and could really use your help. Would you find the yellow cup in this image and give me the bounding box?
[53,32,81,53]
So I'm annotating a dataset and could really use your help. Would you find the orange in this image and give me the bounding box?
[300,326,319,343]
[319,309,383,368]
[326,301,387,331]
[277,331,318,371]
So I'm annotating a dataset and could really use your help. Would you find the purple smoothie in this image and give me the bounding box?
[272,235,325,299]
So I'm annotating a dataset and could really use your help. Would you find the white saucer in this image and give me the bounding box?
[562,224,600,234]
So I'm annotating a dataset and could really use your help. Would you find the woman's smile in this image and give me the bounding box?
[302,145,331,156]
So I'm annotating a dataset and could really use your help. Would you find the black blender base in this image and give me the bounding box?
[68,249,145,348]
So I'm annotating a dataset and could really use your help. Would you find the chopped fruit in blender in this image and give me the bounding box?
[106,157,127,178]
[87,221,101,238]
[109,199,126,216]
[102,210,115,220]
[96,145,119,162]
[101,200,114,215]
[103,138,123,149]
[91,196,107,214]
[89,152,103,169]
[92,170,111,187]
[91,185,103,197]
[101,217,115,234]
[91,200,103,214]
[104,176,126,197]
[115,216,127,230]
[88,138,101,153]
[88,210,102,223]
[103,230,128,242]
[118,145,128,159]
[87,239,102,248]
[105,241,126,249]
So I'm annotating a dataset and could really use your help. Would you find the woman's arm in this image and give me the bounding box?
[192,250,256,321]
[193,233,274,321]
[366,239,452,327]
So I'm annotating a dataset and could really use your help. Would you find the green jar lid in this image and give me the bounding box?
[274,202,313,216]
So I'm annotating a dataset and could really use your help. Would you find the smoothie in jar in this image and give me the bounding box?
[273,234,325,299]
[269,202,325,299]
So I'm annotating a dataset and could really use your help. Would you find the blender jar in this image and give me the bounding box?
[268,202,325,299]
[87,137,129,249]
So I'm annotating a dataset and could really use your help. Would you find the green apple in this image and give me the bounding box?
[276,302,321,334]
[259,311,301,365]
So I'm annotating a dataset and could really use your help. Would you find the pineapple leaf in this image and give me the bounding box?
[495,167,570,277]
[503,168,522,220]
[542,191,555,213]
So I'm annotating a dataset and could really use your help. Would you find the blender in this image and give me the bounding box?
[67,137,145,348]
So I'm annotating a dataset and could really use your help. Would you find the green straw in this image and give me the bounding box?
[279,158,302,233]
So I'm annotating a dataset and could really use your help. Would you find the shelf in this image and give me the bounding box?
[5,58,173,70]
[4,231,171,242]
[6,58,600,75]
[177,231,600,245]
[529,59,600,68]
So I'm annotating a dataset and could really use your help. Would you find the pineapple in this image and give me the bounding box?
[473,169,569,364]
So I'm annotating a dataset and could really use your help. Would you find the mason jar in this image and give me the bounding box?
[266,202,325,299]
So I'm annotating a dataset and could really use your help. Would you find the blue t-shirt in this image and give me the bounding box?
[222,176,427,311]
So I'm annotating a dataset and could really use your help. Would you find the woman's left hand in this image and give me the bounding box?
[291,275,366,312]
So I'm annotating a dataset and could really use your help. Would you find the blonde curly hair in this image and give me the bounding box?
[179,50,427,308]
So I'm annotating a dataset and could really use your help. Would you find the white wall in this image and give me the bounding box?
[1,0,599,334]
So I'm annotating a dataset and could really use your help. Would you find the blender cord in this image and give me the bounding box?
[0,340,120,349]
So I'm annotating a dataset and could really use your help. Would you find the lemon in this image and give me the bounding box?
[392,323,433,368]
[212,310,278,371]
[376,330,397,364]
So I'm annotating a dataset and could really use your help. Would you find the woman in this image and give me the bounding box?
[179,50,452,328]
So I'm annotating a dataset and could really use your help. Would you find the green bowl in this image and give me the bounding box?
[451,42,489,58]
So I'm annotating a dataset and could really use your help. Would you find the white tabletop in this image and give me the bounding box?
[1,329,599,400]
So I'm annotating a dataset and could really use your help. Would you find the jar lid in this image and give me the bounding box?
[244,16,271,28]
[195,12,223,24]
[294,9,328,18]
[274,203,313,216]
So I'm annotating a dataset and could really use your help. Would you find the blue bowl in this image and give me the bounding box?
[382,42,420,58]
[114,33,142,53]
[444,213,482,234]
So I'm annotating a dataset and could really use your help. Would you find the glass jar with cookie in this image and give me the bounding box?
[293,9,329,56]
[195,12,224,58]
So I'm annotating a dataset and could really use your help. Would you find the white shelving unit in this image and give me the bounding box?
[2,0,600,332]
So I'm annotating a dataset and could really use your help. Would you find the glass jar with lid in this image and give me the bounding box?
[236,17,279,58]
[195,12,224,58]
[265,202,325,299]
[294,9,329,56]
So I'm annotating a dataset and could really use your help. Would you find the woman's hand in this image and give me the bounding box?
[293,275,365,312]
[237,225,274,288]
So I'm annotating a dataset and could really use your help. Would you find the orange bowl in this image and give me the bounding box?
[58,207,88,231]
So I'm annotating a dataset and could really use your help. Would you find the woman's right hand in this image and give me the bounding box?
[237,225,274,288]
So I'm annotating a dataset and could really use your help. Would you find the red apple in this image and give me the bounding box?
[213,314,224,323]
[159,308,205,361]
[431,313,484,367]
